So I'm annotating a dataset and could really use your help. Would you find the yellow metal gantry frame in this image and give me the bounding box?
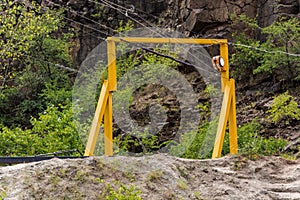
[84,37,238,158]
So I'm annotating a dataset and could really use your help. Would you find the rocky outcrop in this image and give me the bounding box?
[162,0,299,38]
[45,0,299,66]
[44,0,168,67]
[258,0,299,27]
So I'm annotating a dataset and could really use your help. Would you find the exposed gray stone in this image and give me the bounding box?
[275,4,299,14]
[46,0,300,66]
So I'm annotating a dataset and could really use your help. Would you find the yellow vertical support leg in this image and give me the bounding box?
[228,79,238,154]
[104,92,113,156]
[107,39,117,92]
[84,81,109,156]
[212,81,233,158]
[220,43,229,91]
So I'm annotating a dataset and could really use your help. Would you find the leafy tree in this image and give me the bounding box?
[0,0,67,85]
[0,0,75,127]
[231,15,300,83]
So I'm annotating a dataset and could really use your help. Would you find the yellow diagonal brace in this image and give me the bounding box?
[104,92,113,156]
[228,79,238,154]
[84,80,109,156]
[212,80,233,158]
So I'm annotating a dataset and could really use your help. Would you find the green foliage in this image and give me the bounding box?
[116,20,134,33]
[234,120,286,155]
[169,120,218,159]
[194,191,202,200]
[230,34,263,82]
[0,1,57,59]
[169,119,286,159]
[231,15,300,82]
[146,169,163,182]
[114,131,167,155]
[39,81,72,106]
[103,182,142,200]
[116,49,142,80]
[0,1,75,127]
[0,103,84,156]
[176,179,187,190]
[267,91,300,123]
[0,189,6,200]
[0,1,69,81]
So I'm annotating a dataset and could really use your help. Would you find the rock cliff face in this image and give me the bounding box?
[162,0,299,39]
[46,0,299,66]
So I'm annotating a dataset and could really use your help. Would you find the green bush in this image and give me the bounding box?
[267,91,300,123]
[169,120,218,159]
[234,120,286,155]
[104,183,142,200]
[0,103,84,156]
[114,131,167,155]
[169,119,286,159]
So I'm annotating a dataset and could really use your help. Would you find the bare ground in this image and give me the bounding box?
[0,154,300,200]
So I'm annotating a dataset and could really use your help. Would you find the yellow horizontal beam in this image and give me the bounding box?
[107,37,227,45]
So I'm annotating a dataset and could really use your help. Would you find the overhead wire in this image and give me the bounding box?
[0,1,81,91]
[19,52,79,73]
[44,2,108,40]
[98,0,227,72]
[89,0,217,75]
[5,0,297,87]
[228,42,300,57]
[64,1,300,59]
[115,37,219,76]
[62,16,108,38]
[100,0,157,27]
[45,0,116,34]
[47,0,218,71]
[44,0,217,76]
[98,0,300,58]
[93,0,158,35]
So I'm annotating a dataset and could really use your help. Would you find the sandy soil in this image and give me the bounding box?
[0,154,300,200]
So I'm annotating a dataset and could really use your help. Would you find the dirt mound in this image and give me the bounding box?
[0,154,300,200]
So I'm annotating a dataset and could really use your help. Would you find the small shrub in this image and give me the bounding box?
[170,119,286,159]
[194,191,202,200]
[235,120,286,155]
[114,131,167,155]
[176,179,187,190]
[146,170,163,182]
[103,183,142,200]
[169,119,218,159]
[0,189,6,200]
[267,91,300,123]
